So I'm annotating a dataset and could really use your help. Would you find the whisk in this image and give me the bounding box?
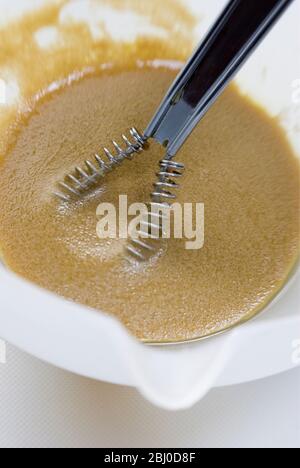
[54,0,294,259]
[54,127,148,201]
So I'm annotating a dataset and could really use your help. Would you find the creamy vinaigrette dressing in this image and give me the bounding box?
[0,1,299,342]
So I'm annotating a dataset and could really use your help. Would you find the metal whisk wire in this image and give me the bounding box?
[54,127,147,201]
[126,157,185,261]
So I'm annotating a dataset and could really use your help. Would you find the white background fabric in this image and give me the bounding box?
[0,342,299,448]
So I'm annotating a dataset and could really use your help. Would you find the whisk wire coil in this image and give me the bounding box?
[126,158,185,261]
[54,127,147,201]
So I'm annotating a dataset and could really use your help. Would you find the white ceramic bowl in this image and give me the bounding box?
[0,0,299,410]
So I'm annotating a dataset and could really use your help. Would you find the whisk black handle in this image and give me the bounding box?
[145,0,295,156]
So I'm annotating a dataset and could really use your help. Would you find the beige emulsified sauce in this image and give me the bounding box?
[0,64,299,343]
[0,1,299,342]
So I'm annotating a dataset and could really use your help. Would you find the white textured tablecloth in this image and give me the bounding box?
[0,342,299,448]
